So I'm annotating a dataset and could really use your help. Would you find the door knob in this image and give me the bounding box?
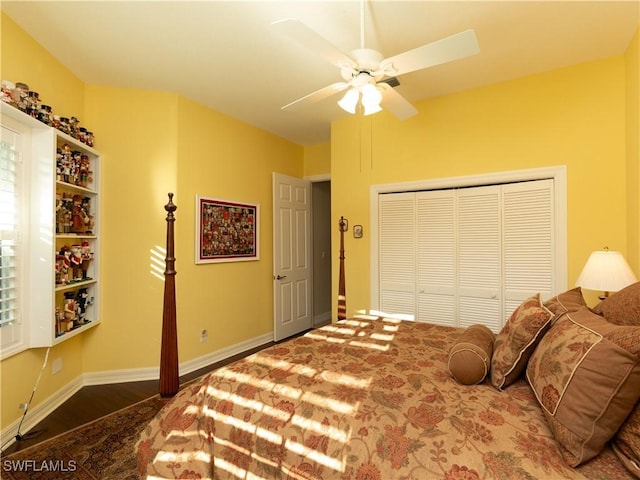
[275,274,287,280]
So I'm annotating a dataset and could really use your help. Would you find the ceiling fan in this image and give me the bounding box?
[273,1,480,120]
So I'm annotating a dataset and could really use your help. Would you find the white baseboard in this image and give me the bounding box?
[1,376,83,450]
[82,332,273,386]
[1,331,273,450]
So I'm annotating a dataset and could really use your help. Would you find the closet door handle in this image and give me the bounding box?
[275,274,287,280]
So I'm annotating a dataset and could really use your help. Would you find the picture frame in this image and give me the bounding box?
[195,196,259,264]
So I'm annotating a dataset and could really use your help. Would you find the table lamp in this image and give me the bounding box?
[575,247,638,299]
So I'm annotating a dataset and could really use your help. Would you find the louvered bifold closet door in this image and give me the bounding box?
[379,192,416,318]
[503,179,554,320]
[416,190,456,325]
[457,186,502,331]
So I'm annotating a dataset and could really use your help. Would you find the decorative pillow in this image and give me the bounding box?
[448,324,494,385]
[543,287,587,319]
[490,294,553,390]
[592,281,640,326]
[526,306,640,466]
[612,402,640,478]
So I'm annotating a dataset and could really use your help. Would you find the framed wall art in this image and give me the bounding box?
[195,196,259,264]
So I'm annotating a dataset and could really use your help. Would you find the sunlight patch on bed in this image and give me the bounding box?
[365,310,413,322]
[300,390,355,415]
[291,414,351,443]
[341,318,376,327]
[248,354,318,378]
[285,437,346,472]
[205,385,292,424]
[318,370,371,389]
[154,449,210,464]
[210,368,303,400]
[213,456,256,480]
[370,332,395,341]
[304,331,346,343]
[347,340,390,351]
[318,325,356,336]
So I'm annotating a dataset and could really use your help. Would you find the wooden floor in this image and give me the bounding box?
[2,341,275,455]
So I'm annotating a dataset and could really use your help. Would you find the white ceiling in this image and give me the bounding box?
[2,1,639,146]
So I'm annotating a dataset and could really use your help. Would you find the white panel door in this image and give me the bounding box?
[273,173,311,341]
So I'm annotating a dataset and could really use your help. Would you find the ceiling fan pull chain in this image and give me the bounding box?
[360,0,365,49]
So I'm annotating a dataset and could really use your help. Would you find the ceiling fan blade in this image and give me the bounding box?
[282,82,350,111]
[272,19,356,69]
[378,83,418,120]
[381,29,480,77]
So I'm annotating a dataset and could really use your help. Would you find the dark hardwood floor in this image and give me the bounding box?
[1,341,276,456]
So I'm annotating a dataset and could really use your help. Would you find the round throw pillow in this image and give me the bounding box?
[448,324,495,385]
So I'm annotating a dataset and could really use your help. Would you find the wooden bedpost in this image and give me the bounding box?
[160,193,179,397]
[338,216,347,320]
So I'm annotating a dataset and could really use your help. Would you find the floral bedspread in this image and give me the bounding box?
[136,316,633,479]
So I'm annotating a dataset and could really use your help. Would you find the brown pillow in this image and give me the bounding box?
[592,282,640,326]
[448,324,494,385]
[543,287,587,319]
[490,294,553,390]
[612,402,640,478]
[526,306,640,466]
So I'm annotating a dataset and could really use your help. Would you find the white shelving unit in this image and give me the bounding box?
[1,104,101,347]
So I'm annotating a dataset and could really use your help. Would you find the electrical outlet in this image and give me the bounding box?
[200,329,208,343]
[52,357,63,374]
[19,403,28,410]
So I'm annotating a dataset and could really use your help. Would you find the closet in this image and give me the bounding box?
[378,179,555,332]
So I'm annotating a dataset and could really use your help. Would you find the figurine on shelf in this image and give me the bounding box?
[76,288,89,325]
[1,80,14,105]
[80,241,93,279]
[55,251,69,285]
[70,244,83,281]
[55,193,73,234]
[63,292,78,329]
[79,155,92,188]
[56,246,72,285]
[55,308,65,336]
[70,194,90,233]
[11,82,29,111]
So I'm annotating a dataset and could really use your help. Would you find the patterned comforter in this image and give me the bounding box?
[136,316,633,479]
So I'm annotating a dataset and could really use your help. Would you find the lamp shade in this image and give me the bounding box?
[337,89,360,114]
[575,249,638,293]
[361,84,382,116]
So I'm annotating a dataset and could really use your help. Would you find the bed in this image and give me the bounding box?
[137,202,639,479]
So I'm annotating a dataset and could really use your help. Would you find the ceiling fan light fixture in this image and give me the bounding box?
[361,84,383,116]
[338,88,360,114]
[361,83,382,105]
[363,102,382,116]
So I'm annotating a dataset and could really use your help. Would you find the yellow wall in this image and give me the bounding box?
[626,28,640,275]
[0,14,84,120]
[1,12,88,431]
[331,55,633,315]
[172,97,302,357]
[80,86,179,372]
[0,13,303,429]
[303,142,331,177]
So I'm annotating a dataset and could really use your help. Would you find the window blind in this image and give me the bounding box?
[0,130,19,328]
